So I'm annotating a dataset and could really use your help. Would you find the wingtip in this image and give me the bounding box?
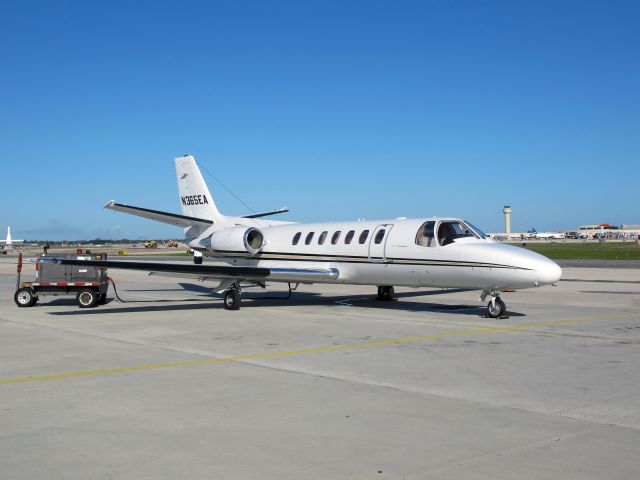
[104,200,115,209]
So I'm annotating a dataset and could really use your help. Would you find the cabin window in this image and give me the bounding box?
[318,231,328,245]
[331,231,341,244]
[358,230,369,244]
[345,230,355,244]
[416,221,436,247]
[292,232,301,245]
[305,232,315,245]
[374,229,386,244]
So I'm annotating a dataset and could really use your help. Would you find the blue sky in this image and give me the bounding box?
[1,0,638,240]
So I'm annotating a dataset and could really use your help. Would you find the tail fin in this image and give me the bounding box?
[175,155,224,223]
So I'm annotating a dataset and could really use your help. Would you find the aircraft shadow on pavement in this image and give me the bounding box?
[124,283,217,294]
[46,286,524,317]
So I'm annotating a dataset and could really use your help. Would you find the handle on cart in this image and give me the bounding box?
[16,253,22,291]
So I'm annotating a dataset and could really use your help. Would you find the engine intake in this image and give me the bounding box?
[207,227,264,255]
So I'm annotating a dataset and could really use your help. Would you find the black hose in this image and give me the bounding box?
[107,277,127,302]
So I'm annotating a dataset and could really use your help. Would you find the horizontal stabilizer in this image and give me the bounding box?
[105,201,214,228]
[242,207,289,219]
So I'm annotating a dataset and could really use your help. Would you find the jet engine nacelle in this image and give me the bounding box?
[206,227,264,255]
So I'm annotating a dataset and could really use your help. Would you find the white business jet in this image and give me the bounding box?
[49,155,561,317]
[0,226,24,249]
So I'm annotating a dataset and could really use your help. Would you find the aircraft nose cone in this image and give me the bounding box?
[538,259,562,285]
[501,245,562,286]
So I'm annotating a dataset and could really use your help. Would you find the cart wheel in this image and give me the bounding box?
[14,287,37,307]
[98,293,107,305]
[76,289,99,308]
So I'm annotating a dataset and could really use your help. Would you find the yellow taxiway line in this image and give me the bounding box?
[0,311,636,385]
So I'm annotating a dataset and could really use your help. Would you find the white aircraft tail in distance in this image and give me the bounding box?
[0,226,24,249]
[44,155,562,318]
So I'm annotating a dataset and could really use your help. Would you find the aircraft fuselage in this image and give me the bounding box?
[193,217,561,292]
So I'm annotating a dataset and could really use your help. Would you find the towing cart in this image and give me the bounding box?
[14,253,109,308]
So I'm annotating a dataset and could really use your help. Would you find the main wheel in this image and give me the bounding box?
[486,297,506,318]
[223,290,241,310]
[76,289,99,308]
[14,287,37,307]
[376,286,395,301]
[194,256,203,265]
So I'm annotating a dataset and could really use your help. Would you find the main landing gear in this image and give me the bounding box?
[223,284,241,310]
[481,289,508,319]
[376,286,395,301]
[221,282,299,311]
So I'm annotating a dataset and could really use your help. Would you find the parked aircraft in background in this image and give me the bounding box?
[40,155,562,318]
[530,228,565,240]
[0,227,24,249]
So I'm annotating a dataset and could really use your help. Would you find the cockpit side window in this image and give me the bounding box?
[415,221,436,247]
[437,221,476,246]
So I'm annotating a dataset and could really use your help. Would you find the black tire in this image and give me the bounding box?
[223,290,241,310]
[487,297,506,318]
[14,287,37,307]
[76,289,99,308]
[376,286,395,301]
[194,256,203,265]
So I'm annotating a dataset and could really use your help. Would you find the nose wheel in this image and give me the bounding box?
[481,289,509,318]
[486,297,507,318]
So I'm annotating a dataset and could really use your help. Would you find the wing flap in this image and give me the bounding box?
[105,201,214,228]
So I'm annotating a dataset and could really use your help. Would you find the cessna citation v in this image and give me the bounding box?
[46,155,561,317]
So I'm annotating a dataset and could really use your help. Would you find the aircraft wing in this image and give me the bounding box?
[37,258,340,284]
[105,201,214,228]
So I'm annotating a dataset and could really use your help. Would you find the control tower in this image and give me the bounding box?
[503,206,512,237]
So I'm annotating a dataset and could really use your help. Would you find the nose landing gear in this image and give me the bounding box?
[487,297,507,318]
[481,289,509,319]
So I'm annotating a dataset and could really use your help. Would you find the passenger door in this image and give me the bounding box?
[368,224,393,262]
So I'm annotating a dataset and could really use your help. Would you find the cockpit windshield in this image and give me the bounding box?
[463,221,487,239]
[417,220,485,247]
[437,221,477,246]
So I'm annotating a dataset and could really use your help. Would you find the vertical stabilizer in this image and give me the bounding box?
[175,155,223,223]
[6,226,12,245]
